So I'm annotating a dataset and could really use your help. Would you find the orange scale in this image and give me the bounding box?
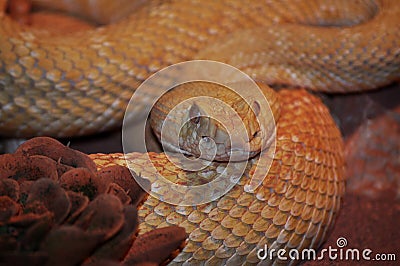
[274,180,289,195]
[305,190,317,206]
[294,155,306,172]
[284,215,299,231]
[267,193,282,207]
[294,219,309,235]
[261,205,278,220]
[310,208,324,224]
[324,195,336,211]
[304,161,316,176]
[294,188,307,203]
[252,216,272,232]
[290,171,304,186]
[317,178,328,195]
[304,222,320,239]
[268,159,282,175]
[315,192,327,209]
[284,185,297,200]
[265,223,282,240]
[300,204,314,221]
[290,201,305,217]
[272,210,290,226]
[281,150,296,166]
[309,177,320,192]
[300,175,312,191]
[280,139,295,151]
[326,180,337,196]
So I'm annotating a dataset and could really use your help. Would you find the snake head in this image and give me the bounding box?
[150,81,280,162]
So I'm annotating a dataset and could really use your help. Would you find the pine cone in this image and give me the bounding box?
[0,137,187,266]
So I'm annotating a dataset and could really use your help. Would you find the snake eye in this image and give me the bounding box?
[192,116,200,124]
[252,100,260,117]
[202,136,210,142]
[189,104,201,124]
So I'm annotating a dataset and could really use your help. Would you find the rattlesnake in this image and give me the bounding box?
[1,0,399,264]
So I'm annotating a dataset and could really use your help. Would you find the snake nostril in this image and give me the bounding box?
[252,101,261,117]
[253,130,260,138]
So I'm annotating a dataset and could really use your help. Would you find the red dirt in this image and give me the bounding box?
[304,190,400,265]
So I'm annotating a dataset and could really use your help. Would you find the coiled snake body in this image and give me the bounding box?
[1,0,400,265]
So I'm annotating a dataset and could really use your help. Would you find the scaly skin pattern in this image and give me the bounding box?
[0,0,399,137]
[91,89,346,265]
[0,1,396,264]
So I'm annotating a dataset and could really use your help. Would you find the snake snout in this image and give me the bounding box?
[149,81,280,164]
